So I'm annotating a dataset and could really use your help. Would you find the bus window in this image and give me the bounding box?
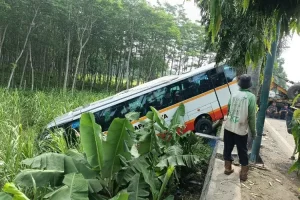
[127,95,144,113]
[210,67,227,88]
[223,65,236,82]
[169,82,184,104]
[182,73,213,98]
[94,103,125,130]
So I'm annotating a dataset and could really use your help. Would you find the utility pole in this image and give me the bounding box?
[250,19,281,163]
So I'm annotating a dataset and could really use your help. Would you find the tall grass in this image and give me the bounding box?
[0,88,110,187]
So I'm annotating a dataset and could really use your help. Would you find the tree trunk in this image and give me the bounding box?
[90,72,97,92]
[7,8,38,89]
[72,47,83,94]
[40,48,47,88]
[0,25,8,63]
[48,61,54,88]
[63,31,71,93]
[28,43,34,91]
[71,20,94,94]
[106,49,113,91]
[247,58,263,97]
[126,30,134,90]
[19,53,28,88]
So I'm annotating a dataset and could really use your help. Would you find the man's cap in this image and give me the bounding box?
[238,74,252,89]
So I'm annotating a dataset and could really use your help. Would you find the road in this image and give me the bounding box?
[242,118,300,200]
[264,118,295,158]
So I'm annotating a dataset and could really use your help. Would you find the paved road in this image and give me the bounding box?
[264,118,295,158]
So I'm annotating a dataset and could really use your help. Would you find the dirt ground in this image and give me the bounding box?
[241,125,300,200]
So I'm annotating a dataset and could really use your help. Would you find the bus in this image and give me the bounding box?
[46,63,238,137]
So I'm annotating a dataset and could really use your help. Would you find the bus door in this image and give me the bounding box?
[208,67,232,119]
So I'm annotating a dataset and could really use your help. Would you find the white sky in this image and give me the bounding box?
[149,0,300,83]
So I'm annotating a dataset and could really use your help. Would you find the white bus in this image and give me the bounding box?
[46,63,238,137]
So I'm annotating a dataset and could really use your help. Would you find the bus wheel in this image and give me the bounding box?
[195,118,213,135]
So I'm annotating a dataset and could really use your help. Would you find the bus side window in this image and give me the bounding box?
[127,95,144,114]
[94,103,125,130]
[94,110,103,125]
[223,65,236,82]
[210,67,228,88]
[182,73,212,98]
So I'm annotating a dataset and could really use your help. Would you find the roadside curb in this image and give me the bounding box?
[200,122,242,200]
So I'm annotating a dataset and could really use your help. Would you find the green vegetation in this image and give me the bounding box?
[273,58,288,89]
[289,95,300,173]
[0,88,109,187]
[0,101,212,199]
[0,0,208,93]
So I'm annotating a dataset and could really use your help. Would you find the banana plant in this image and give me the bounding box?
[289,95,300,174]
[12,104,201,200]
[0,183,30,200]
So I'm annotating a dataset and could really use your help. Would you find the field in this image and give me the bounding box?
[0,88,213,199]
[0,88,110,186]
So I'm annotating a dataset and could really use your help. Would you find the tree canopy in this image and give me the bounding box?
[196,0,300,68]
[0,0,208,92]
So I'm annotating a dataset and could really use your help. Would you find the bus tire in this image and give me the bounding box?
[287,84,300,100]
[195,118,213,135]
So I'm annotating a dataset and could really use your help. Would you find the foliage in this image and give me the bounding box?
[289,96,300,173]
[273,58,288,89]
[0,183,29,200]
[0,88,109,188]
[6,103,210,199]
[0,0,207,92]
[196,0,300,68]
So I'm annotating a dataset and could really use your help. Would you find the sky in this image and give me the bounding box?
[149,0,300,83]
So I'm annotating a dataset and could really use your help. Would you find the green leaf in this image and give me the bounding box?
[242,0,250,13]
[289,160,300,174]
[2,183,30,200]
[150,107,167,130]
[20,152,97,181]
[109,192,129,200]
[157,166,175,200]
[137,130,153,155]
[22,153,65,171]
[293,95,300,108]
[65,150,98,179]
[80,113,104,171]
[14,169,64,187]
[156,155,200,168]
[170,104,185,128]
[164,195,174,200]
[102,118,134,178]
[117,156,158,199]
[87,179,103,193]
[165,145,183,156]
[127,174,149,200]
[0,192,12,200]
[125,112,140,121]
[44,173,89,200]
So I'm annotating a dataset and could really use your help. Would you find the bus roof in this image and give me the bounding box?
[46,63,216,128]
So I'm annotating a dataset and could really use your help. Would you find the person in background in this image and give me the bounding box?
[266,102,278,118]
[279,104,288,120]
[223,74,256,182]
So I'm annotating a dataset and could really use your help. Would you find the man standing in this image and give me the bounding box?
[223,74,256,181]
[266,102,278,118]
